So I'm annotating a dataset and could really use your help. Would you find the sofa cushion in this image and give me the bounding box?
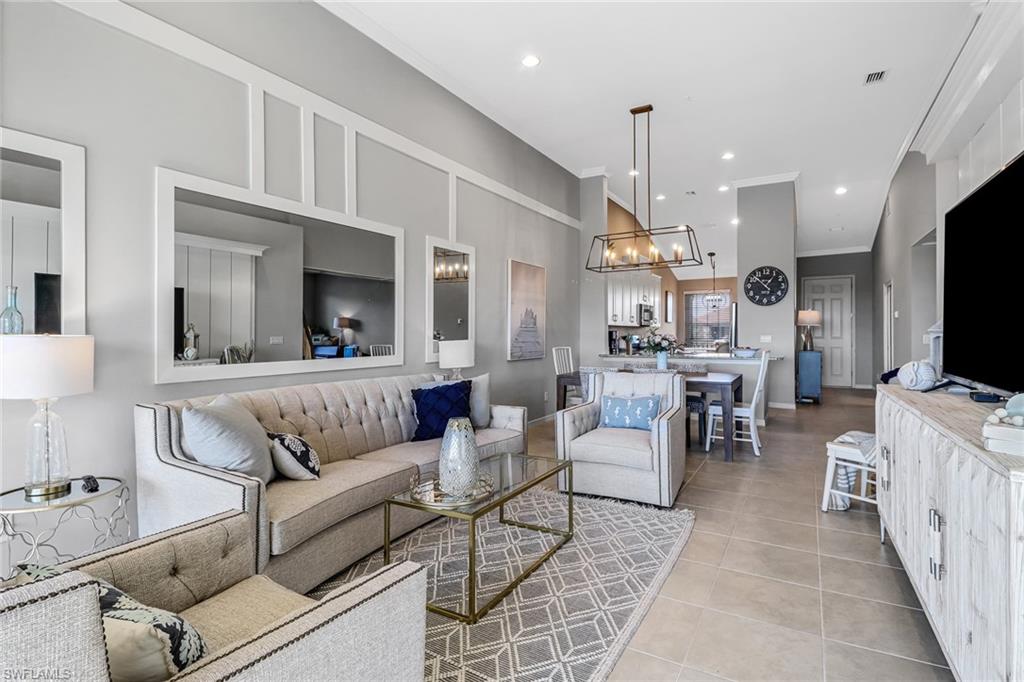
[180,575,313,652]
[569,427,653,471]
[356,427,524,476]
[266,458,415,555]
[600,394,662,431]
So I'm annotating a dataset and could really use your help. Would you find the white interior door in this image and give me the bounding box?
[803,276,854,387]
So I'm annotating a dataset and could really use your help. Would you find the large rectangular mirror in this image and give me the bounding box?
[0,128,85,334]
[425,236,475,363]
[156,169,403,383]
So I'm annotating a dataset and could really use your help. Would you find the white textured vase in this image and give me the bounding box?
[438,417,479,497]
[656,350,669,370]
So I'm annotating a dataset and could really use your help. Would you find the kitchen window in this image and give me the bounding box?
[684,291,732,348]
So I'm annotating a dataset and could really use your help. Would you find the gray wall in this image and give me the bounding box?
[0,2,581,526]
[871,152,936,376]
[796,252,875,386]
[910,237,937,363]
[175,201,305,363]
[303,272,395,351]
[578,175,609,364]
[737,181,798,407]
[433,279,469,341]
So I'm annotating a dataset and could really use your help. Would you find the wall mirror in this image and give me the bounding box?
[425,236,475,363]
[0,128,85,334]
[156,168,404,383]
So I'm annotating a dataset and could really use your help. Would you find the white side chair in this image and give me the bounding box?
[705,351,770,456]
[553,346,574,375]
[369,344,394,356]
[820,431,883,540]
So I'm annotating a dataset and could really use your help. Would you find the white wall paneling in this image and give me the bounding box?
[0,127,86,334]
[155,167,406,383]
[60,1,580,234]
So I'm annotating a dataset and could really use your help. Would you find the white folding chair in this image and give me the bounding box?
[705,351,770,456]
[369,344,394,357]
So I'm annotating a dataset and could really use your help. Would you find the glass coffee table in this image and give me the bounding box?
[384,453,573,624]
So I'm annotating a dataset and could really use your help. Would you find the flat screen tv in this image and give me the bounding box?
[943,152,1024,397]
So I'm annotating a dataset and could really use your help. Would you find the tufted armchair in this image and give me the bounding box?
[556,371,686,507]
[0,511,426,680]
[135,374,527,593]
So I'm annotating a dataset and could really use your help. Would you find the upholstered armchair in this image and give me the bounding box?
[556,371,687,507]
[0,511,426,681]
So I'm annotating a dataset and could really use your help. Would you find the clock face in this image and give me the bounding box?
[744,266,789,306]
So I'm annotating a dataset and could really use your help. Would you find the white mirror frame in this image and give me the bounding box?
[425,235,475,363]
[0,127,86,334]
[154,167,404,384]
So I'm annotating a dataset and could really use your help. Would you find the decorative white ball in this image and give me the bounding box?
[987,414,1001,424]
[1003,417,1015,424]
[1007,394,1024,417]
[995,408,1009,418]
[1013,416,1024,427]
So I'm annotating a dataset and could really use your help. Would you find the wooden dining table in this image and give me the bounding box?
[556,369,745,462]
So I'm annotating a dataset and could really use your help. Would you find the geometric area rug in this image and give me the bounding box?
[309,490,694,681]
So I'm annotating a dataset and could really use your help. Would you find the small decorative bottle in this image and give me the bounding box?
[0,285,24,334]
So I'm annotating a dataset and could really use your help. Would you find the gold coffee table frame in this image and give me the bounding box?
[384,453,573,624]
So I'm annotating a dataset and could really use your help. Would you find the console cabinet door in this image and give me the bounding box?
[876,394,897,530]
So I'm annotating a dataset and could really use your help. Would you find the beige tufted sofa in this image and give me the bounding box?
[0,511,426,680]
[135,373,527,593]
[556,371,686,507]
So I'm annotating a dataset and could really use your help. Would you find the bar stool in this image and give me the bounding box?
[820,430,884,542]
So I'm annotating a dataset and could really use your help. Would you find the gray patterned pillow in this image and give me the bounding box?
[16,563,206,680]
[268,432,321,480]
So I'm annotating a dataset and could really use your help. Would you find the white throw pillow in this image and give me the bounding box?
[429,372,491,428]
[182,394,274,484]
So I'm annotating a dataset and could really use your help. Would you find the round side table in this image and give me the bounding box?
[1,477,131,580]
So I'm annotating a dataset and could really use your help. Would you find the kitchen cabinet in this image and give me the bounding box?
[606,272,661,328]
[876,385,1022,681]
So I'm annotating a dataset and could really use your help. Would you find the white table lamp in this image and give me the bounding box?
[0,335,94,499]
[796,310,823,351]
[439,340,474,380]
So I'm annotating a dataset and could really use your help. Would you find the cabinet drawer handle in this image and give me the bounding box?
[929,508,945,581]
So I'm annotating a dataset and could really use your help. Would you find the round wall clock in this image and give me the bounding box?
[744,265,789,306]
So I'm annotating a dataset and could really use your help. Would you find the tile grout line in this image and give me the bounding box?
[821,637,953,670]
[817,506,827,682]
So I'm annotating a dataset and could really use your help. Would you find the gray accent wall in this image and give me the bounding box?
[871,152,937,377]
[737,181,798,407]
[0,2,581,526]
[796,252,875,387]
[578,175,609,364]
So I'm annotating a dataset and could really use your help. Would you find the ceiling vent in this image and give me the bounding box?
[864,70,887,85]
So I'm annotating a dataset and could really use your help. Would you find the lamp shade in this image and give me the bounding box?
[0,335,94,400]
[332,316,351,329]
[439,340,474,370]
[796,310,823,327]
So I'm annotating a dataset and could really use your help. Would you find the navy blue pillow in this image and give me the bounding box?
[411,380,472,441]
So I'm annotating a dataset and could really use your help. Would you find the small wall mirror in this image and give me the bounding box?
[0,129,85,334]
[425,236,475,363]
[156,169,404,383]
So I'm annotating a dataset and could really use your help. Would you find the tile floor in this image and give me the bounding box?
[529,388,953,682]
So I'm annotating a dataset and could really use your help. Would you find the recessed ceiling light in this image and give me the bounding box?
[721,151,735,160]
[718,184,729,192]
[655,194,666,201]
[521,54,541,68]
[835,186,848,195]
[628,168,640,177]
[730,218,740,225]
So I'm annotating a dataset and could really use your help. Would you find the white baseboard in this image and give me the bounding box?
[768,401,797,410]
[853,384,875,390]
[529,413,555,425]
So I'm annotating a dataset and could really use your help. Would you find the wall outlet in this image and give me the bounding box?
[543,391,549,402]
[759,335,773,344]
[269,336,284,345]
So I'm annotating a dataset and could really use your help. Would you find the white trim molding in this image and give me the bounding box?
[154,166,406,384]
[174,232,269,257]
[732,171,800,188]
[0,127,87,335]
[768,401,797,410]
[60,1,581,232]
[796,246,872,258]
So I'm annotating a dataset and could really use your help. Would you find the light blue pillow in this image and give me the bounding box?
[601,394,662,431]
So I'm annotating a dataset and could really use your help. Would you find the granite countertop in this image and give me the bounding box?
[597,351,779,362]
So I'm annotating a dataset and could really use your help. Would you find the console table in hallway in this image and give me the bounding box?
[556,370,744,461]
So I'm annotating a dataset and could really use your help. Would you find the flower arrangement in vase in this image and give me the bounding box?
[640,326,679,369]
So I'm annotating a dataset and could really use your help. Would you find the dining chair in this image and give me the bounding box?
[552,346,574,375]
[369,344,394,356]
[705,351,770,456]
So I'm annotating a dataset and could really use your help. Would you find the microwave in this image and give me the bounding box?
[638,304,654,326]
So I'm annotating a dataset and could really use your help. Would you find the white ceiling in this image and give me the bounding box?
[323,1,977,275]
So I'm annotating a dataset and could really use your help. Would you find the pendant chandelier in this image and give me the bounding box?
[704,251,725,309]
[586,104,703,273]
[433,247,469,282]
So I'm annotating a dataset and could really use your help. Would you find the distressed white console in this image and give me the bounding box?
[876,385,1023,681]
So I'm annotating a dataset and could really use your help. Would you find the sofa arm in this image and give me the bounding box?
[171,561,426,682]
[490,404,527,432]
[556,401,601,460]
[650,406,687,507]
[135,404,270,571]
[0,570,108,679]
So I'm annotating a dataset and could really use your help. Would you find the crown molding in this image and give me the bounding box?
[796,245,872,258]
[732,171,800,188]
[580,166,607,178]
[914,2,1024,163]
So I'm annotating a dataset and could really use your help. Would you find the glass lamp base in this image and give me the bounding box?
[24,480,72,500]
